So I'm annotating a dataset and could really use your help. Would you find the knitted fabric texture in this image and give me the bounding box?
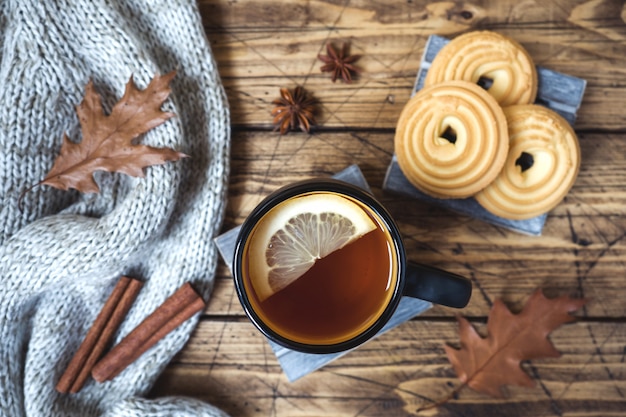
[0,0,230,416]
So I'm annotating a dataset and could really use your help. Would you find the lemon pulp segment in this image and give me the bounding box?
[246,193,378,301]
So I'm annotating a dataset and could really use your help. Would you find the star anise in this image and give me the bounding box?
[271,86,317,135]
[318,42,361,83]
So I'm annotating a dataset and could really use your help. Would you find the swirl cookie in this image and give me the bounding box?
[475,105,581,220]
[424,31,538,106]
[394,80,509,199]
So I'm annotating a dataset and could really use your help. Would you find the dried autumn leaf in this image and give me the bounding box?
[444,289,587,398]
[35,71,185,194]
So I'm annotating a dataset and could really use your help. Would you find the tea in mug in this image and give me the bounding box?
[242,191,398,345]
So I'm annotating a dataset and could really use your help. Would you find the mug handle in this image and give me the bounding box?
[403,262,472,308]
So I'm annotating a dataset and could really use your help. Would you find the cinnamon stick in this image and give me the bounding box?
[56,276,143,393]
[91,282,205,382]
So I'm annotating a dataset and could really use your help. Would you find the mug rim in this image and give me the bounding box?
[232,178,407,354]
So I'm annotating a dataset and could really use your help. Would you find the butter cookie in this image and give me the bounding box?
[424,31,537,106]
[475,105,580,219]
[395,80,509,198]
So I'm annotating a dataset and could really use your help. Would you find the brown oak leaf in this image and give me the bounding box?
[444,289,587,398]
[35,71,185,195]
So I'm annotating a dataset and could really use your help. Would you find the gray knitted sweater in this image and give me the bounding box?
[0,0,230,416]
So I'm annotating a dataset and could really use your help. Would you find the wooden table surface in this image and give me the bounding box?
[151,1,626,415]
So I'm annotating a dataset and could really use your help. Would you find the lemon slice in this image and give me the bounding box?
[246,193,378,301]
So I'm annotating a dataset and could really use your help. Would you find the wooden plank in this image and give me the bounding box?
[209,232,626,319]
[207,130,626,319]
[150,319,626,417]
[224,130,626,224]
[199,0,626,130]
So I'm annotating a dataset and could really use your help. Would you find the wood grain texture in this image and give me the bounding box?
[151,320,626,416]
[199,0,626,131]
[205,130,626,318]
[150,1,626,415]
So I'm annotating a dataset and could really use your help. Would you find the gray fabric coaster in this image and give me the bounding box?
[215,165,431,381]
[383,35,587,236]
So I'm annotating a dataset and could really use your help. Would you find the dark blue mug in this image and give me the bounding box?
[233,179,471,354]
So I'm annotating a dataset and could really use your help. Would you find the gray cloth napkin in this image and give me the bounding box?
[0,0,230,415]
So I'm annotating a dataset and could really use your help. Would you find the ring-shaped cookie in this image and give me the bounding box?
[424,31,538,106]
[394,80,509,199]
[474,105,581,220]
